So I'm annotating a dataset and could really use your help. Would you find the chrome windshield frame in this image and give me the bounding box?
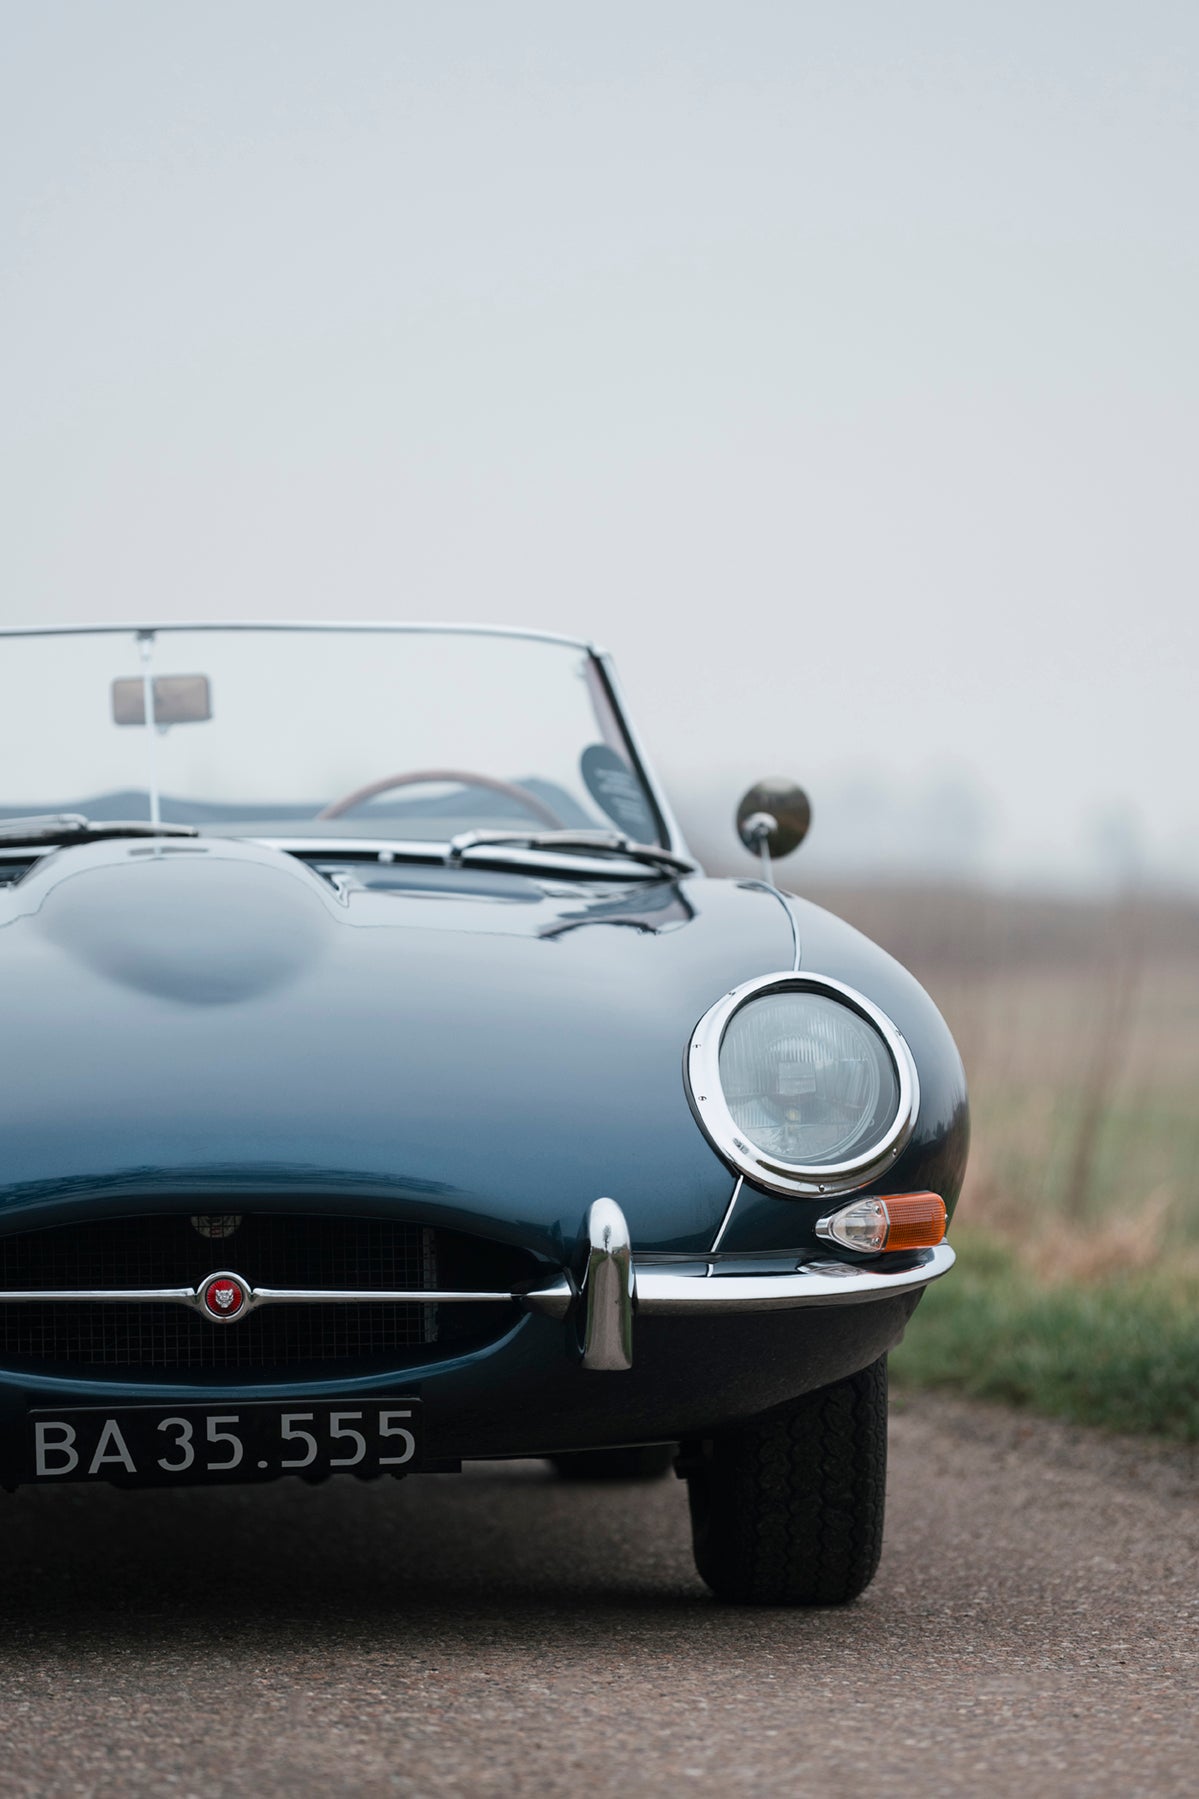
[0,620,596,649]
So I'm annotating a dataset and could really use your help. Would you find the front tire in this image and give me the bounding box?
[686,1355,887,1605]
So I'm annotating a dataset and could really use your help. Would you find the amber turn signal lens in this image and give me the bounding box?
[879,1192,947,1252]
[818,1191,947,1254]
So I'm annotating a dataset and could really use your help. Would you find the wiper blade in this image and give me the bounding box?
[446,828,695,876]
[0,814,199,846]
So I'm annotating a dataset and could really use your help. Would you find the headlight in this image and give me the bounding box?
[686,973,919,1196]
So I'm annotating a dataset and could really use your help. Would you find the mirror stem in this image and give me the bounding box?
[741,810,778,886]
[137,631,162,836]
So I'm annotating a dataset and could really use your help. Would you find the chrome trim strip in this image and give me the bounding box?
[249,1287,514,1307]
[0,1288,200,1307]
[580,1199,635,1371]
[0,1278,574,1319]
[686,971,920,1198]
[259,1279,575,1319]
[635,1243,955,1313]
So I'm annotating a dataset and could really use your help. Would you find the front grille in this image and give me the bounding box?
[0,1212,433,1293]
[0,1212,530,1375]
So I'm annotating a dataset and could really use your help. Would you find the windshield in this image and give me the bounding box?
[0,626,668,847]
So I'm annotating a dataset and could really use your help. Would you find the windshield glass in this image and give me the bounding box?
[0,626,667,846]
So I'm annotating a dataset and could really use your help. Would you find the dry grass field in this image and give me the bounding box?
[796,881,1199,1438]
[805,883,1199,1257]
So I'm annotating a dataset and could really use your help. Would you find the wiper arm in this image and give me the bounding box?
[0,814,198,846]
[446,828,695,876]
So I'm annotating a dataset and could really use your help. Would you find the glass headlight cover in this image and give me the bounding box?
[719,990,898,1165]
[686,974,919,1196]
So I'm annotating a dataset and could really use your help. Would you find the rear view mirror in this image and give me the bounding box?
[112,675,212,727]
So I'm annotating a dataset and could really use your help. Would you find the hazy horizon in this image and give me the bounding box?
[3,3,1195,893]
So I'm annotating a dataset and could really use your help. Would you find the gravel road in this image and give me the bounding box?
[1,1392,1195,1798]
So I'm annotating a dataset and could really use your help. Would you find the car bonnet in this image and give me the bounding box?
[0,837,796,1257]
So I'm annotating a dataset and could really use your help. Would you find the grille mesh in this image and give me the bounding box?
[0,1298,439,1370]
[0,1212,527,1373]
[0,1212,431,1292]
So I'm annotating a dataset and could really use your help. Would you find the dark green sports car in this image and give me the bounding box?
[0,623,967,1604]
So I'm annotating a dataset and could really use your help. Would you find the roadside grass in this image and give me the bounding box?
[890,1225,1199,1441]
[797,882,1199,1441]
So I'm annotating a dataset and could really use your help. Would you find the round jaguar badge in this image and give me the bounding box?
[201,1273,249,1322]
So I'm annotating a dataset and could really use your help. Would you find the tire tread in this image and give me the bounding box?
[689,1355,887,1605]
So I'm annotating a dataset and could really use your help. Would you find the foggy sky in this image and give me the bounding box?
[2,2,1196,889]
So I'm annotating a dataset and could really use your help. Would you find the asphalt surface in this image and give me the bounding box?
[0,1393,1195,1798]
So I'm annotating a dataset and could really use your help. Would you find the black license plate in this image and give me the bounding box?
[24,1398,422,1486]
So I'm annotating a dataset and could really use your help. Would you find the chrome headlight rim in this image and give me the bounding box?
[685,971,920,1198]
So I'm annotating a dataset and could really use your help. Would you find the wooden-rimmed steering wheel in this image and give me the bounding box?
[316,768,564,827]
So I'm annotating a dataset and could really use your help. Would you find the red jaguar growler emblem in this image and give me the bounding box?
[201,1273,248,1322]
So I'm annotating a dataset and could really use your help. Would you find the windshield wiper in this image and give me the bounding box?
[445,828,695,876]
[0,814,199,846]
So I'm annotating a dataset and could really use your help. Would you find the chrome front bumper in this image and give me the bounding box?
[557,1198,955,1371]
[634,1245,956,1313]
[0,1200,954,1378]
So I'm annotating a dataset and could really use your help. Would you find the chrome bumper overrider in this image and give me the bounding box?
[0,1201,954,1372]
